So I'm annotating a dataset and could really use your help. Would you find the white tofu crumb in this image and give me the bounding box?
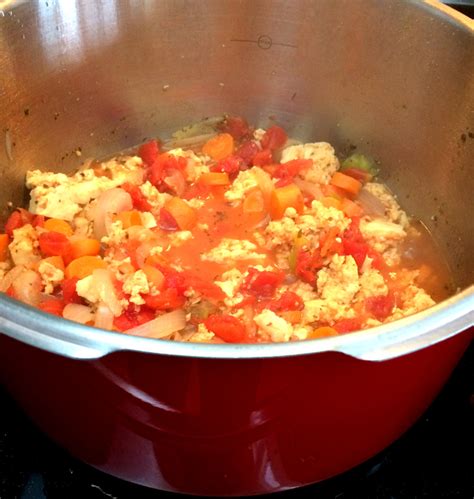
[76,271,124,316]
[201,238,266,264]
[8,224,41,266]
[388,284,435,322]
[122,270,150,305]
[364,182,409,228]
[169,230,193,246]
[167,148,210,182]
[358,268,388,299]
[254,309,293,342]
[139,181,171,210]
[360,217,406,257]
[292,325,312,341]
[140,212,157,229]
[101,220,127,246]
[73,216,93,237]
[38,260,64,294]
[215,269,245,307]
[197,223,209,231]
[280,142,339,184]
[224,167,262,202]
[253,128,266,141]
[0,262,11,281]
[185,198,205,209]
[189,323,215,342]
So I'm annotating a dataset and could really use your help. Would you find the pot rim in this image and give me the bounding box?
[0,0,472,361]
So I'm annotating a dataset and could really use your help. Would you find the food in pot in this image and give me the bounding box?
[0,117,452,343]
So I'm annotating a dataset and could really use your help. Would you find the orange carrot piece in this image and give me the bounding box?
[44,218,73,236]
[330,172,362,196]
[142,264,165,290]
[65,255,107,279]
[40,255,65,271]
[280,310,303,324]
[0,234,9,261]
[69,238,101,261]
[116,210,143,229]
[320,196,343,210]
[202,133,234,161]
[308,326,338,339]
[199,172,230,185]
[243,189,265,214]
[164,197,197,230]
[341,197,364,217]
[270,184,304,220]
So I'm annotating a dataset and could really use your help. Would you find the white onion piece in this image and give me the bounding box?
[253,214,271,229]
[63,303,95,324]
[126,309,186,338]
[12,269,42,306]
[89,269,123,317]
[93,188,132,239]
[94,302,115,330]
[357,187,386,216]
[162,132,217,151]
[252,167,274,207]
[293,177,323,200]
[0,265,25,292]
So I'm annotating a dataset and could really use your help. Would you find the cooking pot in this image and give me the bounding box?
[0,0,473,495]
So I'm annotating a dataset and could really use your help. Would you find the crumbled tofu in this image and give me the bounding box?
[27,168,125,221]
[139,181,171,210]
[188,323,215,343]
[364,182,409,228]
[169,230,193,246]
[286,281,318,302]
[197,223,209,231]
[140,212,157,229]
[8,224,41,266]
[185,198,205,209]
[224,167,262,202]
[264,216,299,249]
[253,128,266,141]
[101,220,128,245]
[358,268,388,299]
[76,271,124,316]
[280,142,339,184]
[0,262,12,281]
[360,218,406,256]
[122,270,150,305]
[215,268,245,307]
[201,238,266,264]
[167,148,210,182]
[38,260,64,294]
[73,216,93,237]
[254,309,293,342]
[304,255,359,324]
[101,156,144,185]
[292,325,312,341]
[388,284,435,322]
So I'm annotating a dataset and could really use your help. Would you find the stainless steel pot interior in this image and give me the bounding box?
[0,0,472,361]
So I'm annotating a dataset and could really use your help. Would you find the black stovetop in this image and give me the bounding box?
[1,343,472,499]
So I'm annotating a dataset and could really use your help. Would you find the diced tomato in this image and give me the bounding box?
[164,169,187,196]
[367,248,389,273]
[184,273,225,301]
[295,249,324,284]
[204,314,247,343]
[260,125,287,150]
[333,318,362,334]
[143,288,185,311]
[274,159,312,180]
[183,182,211,200]
[342,168,373,184]
[158,208,179,231]
[122,183,152,211]
[156,266,188,295]
[4,211,23,236]
[341,218,369,269]
[267,291,304,312]
[365,294,395,321]
[39,298,65,316]
[61,277,82,304]
[252,149,273,166]
[241,268,284,298]
[236,140,260,166]
[138,140,160,167]
[219,116,253,141]
[39,231,71,257]
[211,155,245,176]
[114,305,156,331]
[149,153,187,188]
[274,176,294,188]
[32,215,45,228]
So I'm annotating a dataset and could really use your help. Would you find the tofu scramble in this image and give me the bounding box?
[0,117,450,343]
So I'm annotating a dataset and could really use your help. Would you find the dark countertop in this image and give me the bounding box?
[0,343,472,499]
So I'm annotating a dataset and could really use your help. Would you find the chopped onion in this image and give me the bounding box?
[94,302,114,330]
[357,187,386,217]
[126,309,186,338]
[252,167,274,206]
[93,188,132,239]
[63,303,95,324]
[0,265,25,292]
[12,269,42,306]
[293,177,323,200]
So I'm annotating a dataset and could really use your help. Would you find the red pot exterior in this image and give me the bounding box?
[0,330,471,496]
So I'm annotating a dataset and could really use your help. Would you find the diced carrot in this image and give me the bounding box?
[269,184,304,220]
[69,238,101,261]
[322,184,347,200]
[280,310,302,324]
[202,133,234,161]
[115,210,143,229]
[243,189,265,214]
[144,253,167,268]
[65,255,107,279]
[164,197,197,230]
[199,172,230,185]
[341,197,364,217]
[330,172,362,196]
[319,227,340,258]
[40,255,65,271]
[0,234,9,261]
[44,218,73,236]
[320,196,343,210]
[308,326,338,339]
[142,264,165,290]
